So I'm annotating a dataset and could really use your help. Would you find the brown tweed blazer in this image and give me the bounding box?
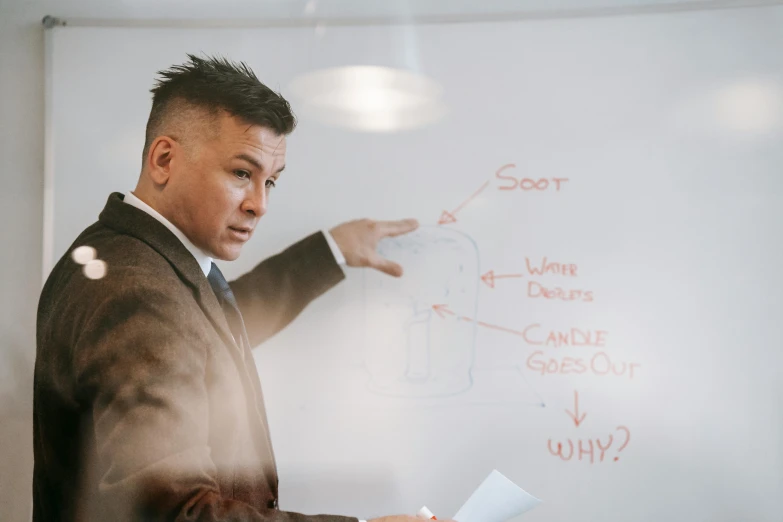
[33,193,355,522]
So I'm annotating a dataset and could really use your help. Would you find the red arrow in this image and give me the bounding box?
[565,390,586,427]
[438,180,490,225]
[432,304,456,319]
[481,270,524,289]
[431,304,529,338]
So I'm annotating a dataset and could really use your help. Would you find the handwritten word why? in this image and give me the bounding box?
[548,426,631,463]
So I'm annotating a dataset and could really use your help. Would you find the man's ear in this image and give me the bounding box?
[146,136,177,186]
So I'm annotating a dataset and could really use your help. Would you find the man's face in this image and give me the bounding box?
[166,113,287,261]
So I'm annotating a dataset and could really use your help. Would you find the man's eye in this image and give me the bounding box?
[234,170,251,180]
[265,178,277,188]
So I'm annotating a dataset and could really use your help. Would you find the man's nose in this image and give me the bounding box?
[241,186,267,218]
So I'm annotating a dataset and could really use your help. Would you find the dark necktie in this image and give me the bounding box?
[207,262,280,505]
[207,262,248,350]
[206,262,279,504]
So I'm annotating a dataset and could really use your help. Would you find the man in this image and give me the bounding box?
[33,55,425,522]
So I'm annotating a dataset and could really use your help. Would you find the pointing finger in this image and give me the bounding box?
[375,219,419,238]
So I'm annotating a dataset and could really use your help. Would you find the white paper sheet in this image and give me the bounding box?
[453,470,541,522]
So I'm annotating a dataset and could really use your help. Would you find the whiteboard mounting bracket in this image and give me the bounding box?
[42,16,67,29]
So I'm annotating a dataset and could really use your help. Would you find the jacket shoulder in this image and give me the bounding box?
[39,222,195,332]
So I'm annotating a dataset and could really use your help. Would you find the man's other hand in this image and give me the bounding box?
[329,218,419,277]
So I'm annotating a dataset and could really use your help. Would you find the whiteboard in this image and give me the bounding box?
[47,6,783,522]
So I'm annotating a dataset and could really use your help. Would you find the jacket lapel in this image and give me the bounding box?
[98,192,276,474]
[97,193,243,363]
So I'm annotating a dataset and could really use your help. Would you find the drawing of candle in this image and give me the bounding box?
[363,226,479,397]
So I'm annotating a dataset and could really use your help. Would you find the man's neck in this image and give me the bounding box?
[124,191,214,276]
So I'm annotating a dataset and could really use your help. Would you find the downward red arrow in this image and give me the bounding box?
[565,390,587,427]
[438,180,490,225]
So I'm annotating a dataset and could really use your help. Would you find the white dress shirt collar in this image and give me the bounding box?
[123,191,213,277]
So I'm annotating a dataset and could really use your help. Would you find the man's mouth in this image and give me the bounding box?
[228,226,252,241]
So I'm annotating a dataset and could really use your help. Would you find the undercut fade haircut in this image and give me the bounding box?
[142,54,296,161]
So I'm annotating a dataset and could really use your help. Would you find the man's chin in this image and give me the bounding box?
[211,244,242,262]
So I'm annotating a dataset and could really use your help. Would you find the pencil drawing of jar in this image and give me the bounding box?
[363,226,479,397]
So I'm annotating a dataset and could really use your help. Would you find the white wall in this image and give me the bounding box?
[0,4,44,521]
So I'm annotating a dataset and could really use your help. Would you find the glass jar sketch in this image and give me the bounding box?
[363,226,479,397]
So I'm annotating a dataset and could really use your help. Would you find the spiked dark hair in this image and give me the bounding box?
[142,54,296,160]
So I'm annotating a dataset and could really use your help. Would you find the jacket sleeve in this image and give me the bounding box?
[229,231,345,348]
[72,270,355,522]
